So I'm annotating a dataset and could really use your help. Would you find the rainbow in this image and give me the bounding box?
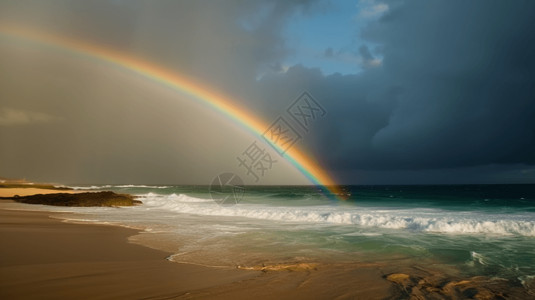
[0,26,343,198]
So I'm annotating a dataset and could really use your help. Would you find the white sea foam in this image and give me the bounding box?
[142,193,213,203]
[69,185,113,190]
[137,193,535,237]
[68,184,170,190]
[470,251,489,265]
[114,184,170,189]
[519,275,535,290]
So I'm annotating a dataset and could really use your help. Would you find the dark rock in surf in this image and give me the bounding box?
[8,191,141,207]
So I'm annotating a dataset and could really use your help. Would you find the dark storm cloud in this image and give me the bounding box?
[256,0,535,180]
[357,45,376,68]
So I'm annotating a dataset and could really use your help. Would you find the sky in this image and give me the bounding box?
[0,0,534,185]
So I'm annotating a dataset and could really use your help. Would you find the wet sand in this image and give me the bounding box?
[0,204,259,299]
[0,201,398,299]
[0,201,392,300]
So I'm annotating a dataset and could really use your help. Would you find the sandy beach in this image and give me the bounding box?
[0,188,81,197]
[0,202,260,299]
[0,199,394,299]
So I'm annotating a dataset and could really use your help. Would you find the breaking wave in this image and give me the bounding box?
[138,193,535,237]
[68,184,169,190]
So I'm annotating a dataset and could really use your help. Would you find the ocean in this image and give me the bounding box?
[45,184,535,288]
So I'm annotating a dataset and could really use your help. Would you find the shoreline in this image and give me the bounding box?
[0,201,396,299]
[0,203,261,299]
[2,197,533,299]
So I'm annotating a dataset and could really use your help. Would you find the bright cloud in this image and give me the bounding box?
[357,0,389,18]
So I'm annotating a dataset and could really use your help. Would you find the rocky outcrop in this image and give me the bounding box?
[8,191,141,207]
[384,272,533,299]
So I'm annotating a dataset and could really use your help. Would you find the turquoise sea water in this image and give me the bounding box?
[63,184,535,286]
